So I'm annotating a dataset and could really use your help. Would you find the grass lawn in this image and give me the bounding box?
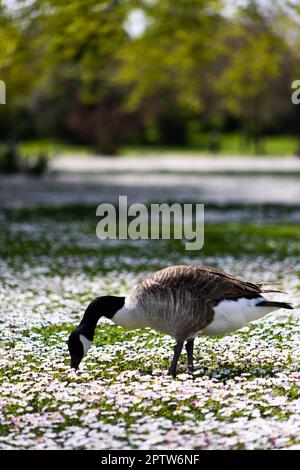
[122,134,299,157]
[18,134,299,157]
[0,204,299,449]
[20,139,92,158]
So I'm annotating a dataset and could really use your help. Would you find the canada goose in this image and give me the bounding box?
[68,265,293,377]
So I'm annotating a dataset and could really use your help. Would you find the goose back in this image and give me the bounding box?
[130,265,263,341]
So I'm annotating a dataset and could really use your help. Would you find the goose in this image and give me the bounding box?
[68,265,293,377]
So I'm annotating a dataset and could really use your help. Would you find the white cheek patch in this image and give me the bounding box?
[79,334,92,356]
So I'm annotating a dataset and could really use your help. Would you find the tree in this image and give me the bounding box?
[1,0,131,153]
[1,0,299,154]
[0,3,41,138]
[215,1,292,153]
[118,0,224,115]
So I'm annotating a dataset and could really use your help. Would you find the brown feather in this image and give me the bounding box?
[131,265,266,341]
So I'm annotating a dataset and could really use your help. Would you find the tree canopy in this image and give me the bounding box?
[1,0,300,153]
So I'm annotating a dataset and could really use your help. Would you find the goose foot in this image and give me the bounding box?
[167,368,177,378]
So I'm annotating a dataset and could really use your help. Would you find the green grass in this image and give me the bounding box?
[19,134,299,157]
[0,202,299,449]
[121,133,299,157]
[1,223,299,260]
[20,139,92,157]
[1,204,299,264]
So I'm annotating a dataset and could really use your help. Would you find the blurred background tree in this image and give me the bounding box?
[216,1,294,154]
[1,0,300,155]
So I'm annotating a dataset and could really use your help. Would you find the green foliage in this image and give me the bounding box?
[1,1,300,153]
[118,0,224,113]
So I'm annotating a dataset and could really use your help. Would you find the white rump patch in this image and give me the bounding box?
[204,297,277,336]
[79,334,92,355]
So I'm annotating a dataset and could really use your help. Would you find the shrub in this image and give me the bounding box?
[25,153,48,176]
[0,141,20,174]
[0,141,48,176]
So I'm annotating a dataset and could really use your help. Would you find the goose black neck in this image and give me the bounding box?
[79,296,125,340]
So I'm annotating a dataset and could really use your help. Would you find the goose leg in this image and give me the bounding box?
[168,342,183,378]
[185,339,194,374]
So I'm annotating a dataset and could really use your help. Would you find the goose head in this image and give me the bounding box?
[68,328,91,370]
[68,295,125,370]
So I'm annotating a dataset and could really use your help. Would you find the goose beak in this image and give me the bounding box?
[70,355,82,370]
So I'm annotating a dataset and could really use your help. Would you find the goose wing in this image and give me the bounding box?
[138,265,263,302]
[130,265,266,340]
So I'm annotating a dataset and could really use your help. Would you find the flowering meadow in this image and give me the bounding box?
[0,201,299,450]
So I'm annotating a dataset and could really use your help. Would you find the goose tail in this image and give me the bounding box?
[257,300,294,310]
